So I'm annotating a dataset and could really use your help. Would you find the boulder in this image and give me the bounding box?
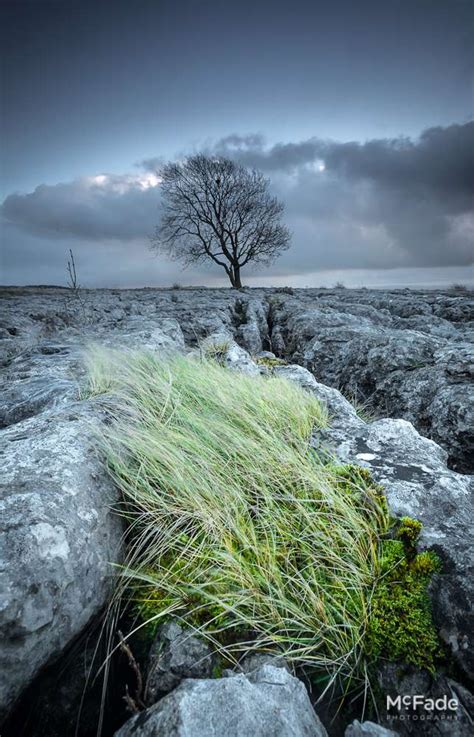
[0,375,78,427]
[199,332,261,375]
[273,364,361,431]
[377,663,474,736]
[103,319,185,352]
[232,652,288,674]
[115,664,327,737]
[145,620,214,705]
[271,293,474,471]
[0,403,123,720]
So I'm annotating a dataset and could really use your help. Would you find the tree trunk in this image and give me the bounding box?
[231,265,242,289]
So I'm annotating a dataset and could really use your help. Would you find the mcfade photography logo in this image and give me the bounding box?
[386,693,459,722]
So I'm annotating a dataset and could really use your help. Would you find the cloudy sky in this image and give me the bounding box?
[1,0,473,288]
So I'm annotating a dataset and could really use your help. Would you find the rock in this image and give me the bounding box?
[233,297,268,354]
[232,652,288,674]
[115,664,327,737]
[255,350,277,359]
[0,375,78,427]
[200,332,261,375]
[145,620,214,705]
[377,663,474,736]
[2,287,472,469]
[271,290,474,471]
[104,319,185,352]
[224,342,261,374]
[0,403,123,720]
[222,653,288,678]
[274,364,361,430]
[312,412,474,681]
[0,625,126,737]
[345,720,398,737]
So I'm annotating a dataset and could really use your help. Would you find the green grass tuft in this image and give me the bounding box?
[88,348,392,682]
[86,348,441,688]
[201,340,231,365]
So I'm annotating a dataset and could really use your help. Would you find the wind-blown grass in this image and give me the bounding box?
[87,348,390,684]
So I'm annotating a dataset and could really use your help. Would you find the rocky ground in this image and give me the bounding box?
[0,285,473,737]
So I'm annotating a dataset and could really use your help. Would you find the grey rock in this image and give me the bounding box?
[233,297,268,354]
[145,620,214,704]
[115,664,328,737]
[377,663,474,736]
[2,286,472,471]
[224,343,261,375]
[200,332,261,375]
[255,350,277,359]
[274,364,361,431]
[345,720,398,737]
[223,653,289,677]
[102,319,185,352]
[0,404,123,719]
[271,290,474,471]
[0,375,78,427]
[2,627,110,737]
[234,653,288,674]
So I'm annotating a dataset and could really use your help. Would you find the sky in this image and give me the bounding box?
[1,0,473,288]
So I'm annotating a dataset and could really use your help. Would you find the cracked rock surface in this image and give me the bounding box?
[1,285,473,731]
[2,285,472,469]
[115,664,328,737]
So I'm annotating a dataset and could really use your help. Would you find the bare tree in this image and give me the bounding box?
[151,155,290,288]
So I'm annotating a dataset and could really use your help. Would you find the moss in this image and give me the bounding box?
[396,516,423,559]
[255,356,287,367]
[332,471,441,672]
[365,537,442,673]
[211,661,225,679]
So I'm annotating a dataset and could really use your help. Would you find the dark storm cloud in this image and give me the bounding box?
[2,123,473,277]
[209,123,474,202]
[1,174,161,241]
[203,122,474,269]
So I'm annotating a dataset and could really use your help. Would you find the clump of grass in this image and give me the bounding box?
[88,348,392,685]
[201,340,231,365]
[342,391,379,423]
[82,344,119,397]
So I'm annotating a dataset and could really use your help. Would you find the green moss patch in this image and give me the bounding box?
[365,536,442,672]
[255,356,287,367]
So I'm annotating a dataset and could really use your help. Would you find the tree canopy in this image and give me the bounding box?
[152,155,290,288]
